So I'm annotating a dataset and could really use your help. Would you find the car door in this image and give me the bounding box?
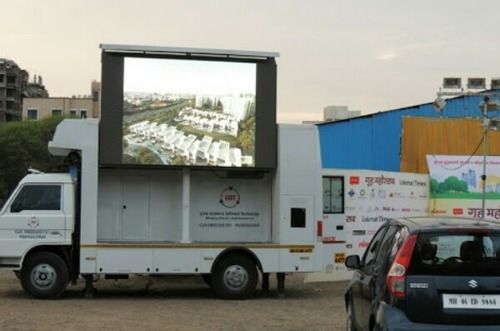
[0,184,66,259]
[352,225,388,331]
[370,225,401,309]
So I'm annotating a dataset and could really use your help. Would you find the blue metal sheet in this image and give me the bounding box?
[318,95,500,171]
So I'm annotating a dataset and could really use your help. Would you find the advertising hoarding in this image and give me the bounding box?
[306,169,429,282]
[426,155,500,220]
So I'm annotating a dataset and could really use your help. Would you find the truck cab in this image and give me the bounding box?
[0,173,74,262]
[0,173,74,297]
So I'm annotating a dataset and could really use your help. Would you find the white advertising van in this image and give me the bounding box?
[0,45,323,299]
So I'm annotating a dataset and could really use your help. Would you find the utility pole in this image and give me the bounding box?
[481,96,489,220]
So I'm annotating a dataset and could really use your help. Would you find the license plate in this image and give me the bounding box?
[443,294,500,309]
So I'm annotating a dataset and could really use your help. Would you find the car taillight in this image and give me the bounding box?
[386,234,417,299]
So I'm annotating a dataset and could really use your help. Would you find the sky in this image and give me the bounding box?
[1,0,499,123]
[124,58,256,95]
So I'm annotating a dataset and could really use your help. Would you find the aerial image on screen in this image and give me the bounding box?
[122,57,256,167]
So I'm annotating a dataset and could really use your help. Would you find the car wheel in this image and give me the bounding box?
[212,254,257,299]
[346,299,357,331]
[21,252,69,299]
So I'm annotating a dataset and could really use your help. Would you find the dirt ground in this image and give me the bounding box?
[0,272,348,331]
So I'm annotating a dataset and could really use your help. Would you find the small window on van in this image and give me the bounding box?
[291,208,306,228]
[323,176,344,214]
[10,185,61,213]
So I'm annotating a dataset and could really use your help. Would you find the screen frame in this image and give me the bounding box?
[99,49,277,171]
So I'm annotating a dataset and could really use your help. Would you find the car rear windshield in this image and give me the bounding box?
[409,231,500,276]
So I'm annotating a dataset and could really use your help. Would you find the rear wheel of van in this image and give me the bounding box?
[21,252,69,299]
[212,255,257,299]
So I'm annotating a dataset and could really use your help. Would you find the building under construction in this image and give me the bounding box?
[0,58,48,123]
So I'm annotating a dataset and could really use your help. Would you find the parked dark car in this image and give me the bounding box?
[344,217,500,331]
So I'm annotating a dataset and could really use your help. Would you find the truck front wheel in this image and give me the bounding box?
[212,254,257,299]
[21,252,69,299]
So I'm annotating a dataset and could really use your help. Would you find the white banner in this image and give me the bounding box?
[306,169,429,283]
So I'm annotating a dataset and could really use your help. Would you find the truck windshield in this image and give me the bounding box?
[409,232,500,276]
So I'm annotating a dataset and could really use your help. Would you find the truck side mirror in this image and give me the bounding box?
[345,255,361,269]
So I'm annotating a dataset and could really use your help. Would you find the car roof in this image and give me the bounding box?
[392,216,500,232]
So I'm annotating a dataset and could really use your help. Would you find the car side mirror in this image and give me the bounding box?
[345,255,361,269]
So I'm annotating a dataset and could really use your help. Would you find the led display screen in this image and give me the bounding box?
[123,57,256,167]
[99,46,277,170]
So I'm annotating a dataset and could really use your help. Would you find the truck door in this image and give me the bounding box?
[322,175,348,278]
[121,176,149,241]
[279,195,316,271]
[322,176,346,243]
[0,184,66,258]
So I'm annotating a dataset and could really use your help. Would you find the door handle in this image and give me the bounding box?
[123,205,127,210]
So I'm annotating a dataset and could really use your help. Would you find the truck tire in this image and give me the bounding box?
[21,252,69,299]
[212,254,257,299]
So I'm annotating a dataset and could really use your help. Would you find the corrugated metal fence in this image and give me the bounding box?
[318,95,500,172]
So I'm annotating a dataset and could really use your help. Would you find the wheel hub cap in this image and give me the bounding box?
[31,264,56,289]
[223,265,248,290]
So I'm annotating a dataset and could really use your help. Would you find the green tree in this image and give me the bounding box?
[238,131,253,152]
[0,117,64,206]
[237,116,256,154]
[171,155,186,165]
[430,178,439,195]
[457,179,469,193]
[136,147,162,165]
[438,176,469,193]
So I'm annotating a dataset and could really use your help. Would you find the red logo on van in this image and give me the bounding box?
[350,176,360,185]
[346,216,356,223]
[220,187,240,208]
[453,208,464,215]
